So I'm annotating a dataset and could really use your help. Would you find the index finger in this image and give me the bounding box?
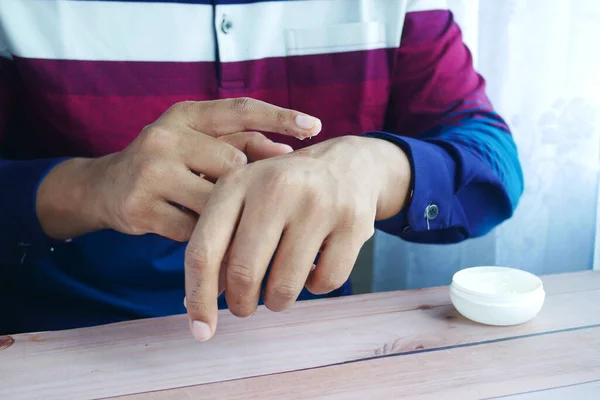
[184,177,245,341]
[178,98,322,140]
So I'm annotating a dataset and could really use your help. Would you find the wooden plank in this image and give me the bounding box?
[533,270,600,294]
[494,379,600,399]
[1,272,598,400]
[123,328,600,400]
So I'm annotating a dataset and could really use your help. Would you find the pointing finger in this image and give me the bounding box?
[171,98,322,140]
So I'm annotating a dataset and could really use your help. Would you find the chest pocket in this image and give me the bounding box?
[285,22,387,56]
[284,22,392,142]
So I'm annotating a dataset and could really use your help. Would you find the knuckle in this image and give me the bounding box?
[263,167,291,195]
[232,150,248,167]
[271,282,298,301]
[229,97,254,117]
[337,203,360,230]
[219,167,246,187]
[265,282,299,311]
[185,245,211,269]
[207,110,227,136]
[340,199,359,217]
[247,131,264,139]
[336,198,373,233]
[139,126,174,154]
[315,274,345,294]
[186,297,210,314]
[166,101,190,116]
[226,262,260,288]
[243,131,266,144]
[221,146,247,169]
[276,109,288,125]
[305,189,329,213]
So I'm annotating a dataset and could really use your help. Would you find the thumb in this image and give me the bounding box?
[219,131,293,162]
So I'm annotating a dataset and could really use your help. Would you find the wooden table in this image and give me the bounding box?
[2,271,599,399]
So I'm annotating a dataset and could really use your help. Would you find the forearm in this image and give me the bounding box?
[0,156,109,265]
[36,157,105,240]
[365,118,523,243]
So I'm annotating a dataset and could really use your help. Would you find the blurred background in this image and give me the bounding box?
[351,0,600,293]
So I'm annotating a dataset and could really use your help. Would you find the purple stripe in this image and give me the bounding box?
[383,10,503,138]
[14,58,219,97]
[0,58,16,139]
[14,49,391,96]
[286,48,391,87]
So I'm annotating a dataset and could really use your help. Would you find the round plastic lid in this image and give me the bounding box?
[452,266,543,299]
[450,267,545,326]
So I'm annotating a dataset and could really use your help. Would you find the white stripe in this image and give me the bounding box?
[407,0,449,13]
[0,0,215,61]
[284,22,386,57]
[0,0,448,62]
[214,0,407,62]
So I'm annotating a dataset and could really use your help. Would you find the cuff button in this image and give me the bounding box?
[425,204,439,220]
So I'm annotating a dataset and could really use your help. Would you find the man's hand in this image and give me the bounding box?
[184,135,412,341]
[37,98,322,241]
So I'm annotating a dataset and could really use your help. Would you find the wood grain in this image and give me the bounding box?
[123,328,600,400]
[495,379,600,399]
[1,271,598,400]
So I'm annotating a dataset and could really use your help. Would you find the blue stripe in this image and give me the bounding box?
[419,109,510,138]
[429,118,524,209]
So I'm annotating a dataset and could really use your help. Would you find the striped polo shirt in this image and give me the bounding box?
[0,0,523,334]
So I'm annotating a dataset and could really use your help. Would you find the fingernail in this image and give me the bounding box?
[191,320,212,342]
[278,144,294,153]
[183,297,187,308]
[295,114,320,130]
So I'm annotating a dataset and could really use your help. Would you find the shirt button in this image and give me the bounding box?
[425,204,439,220]
[221,16,233,34]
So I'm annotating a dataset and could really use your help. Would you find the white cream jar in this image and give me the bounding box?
[450,266,545,326]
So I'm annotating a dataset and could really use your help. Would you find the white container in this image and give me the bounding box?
[450,266,545,326]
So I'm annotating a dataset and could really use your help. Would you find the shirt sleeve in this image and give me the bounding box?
[365,8,524,244]
[0,54,67,265]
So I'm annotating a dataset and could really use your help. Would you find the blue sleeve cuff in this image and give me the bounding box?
[0,158,69,265]
[364,132,468,243]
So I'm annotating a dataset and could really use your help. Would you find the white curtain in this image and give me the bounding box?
[372,0,600,291]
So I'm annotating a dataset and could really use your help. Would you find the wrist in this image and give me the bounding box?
[363,137,412,220]
[36,157,106,239]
